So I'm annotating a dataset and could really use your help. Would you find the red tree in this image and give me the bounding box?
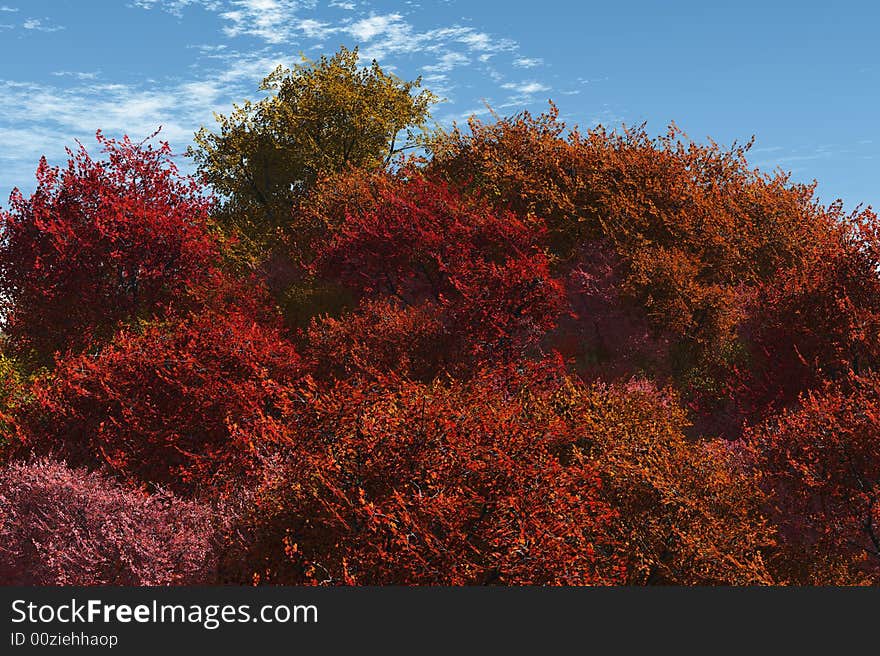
[306,298,446,382]
[236,364,772,585]
[732,205,880,423]
[428,106,838,420]
[746,374,880,584]
[242,363,626,585]
[17,308,303,495]
[2,86,872,588]
[309,176,564,378]
[0,132,217,358]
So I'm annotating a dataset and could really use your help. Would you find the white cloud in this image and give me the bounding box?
[4,0,583,201]
[131,0,224,17]
[179,80,224,104]
[220,0,319,43]
[22,17,65,32]
[421,72,449,90]
[423,51,469,73]
[0,5,18,11]
[212,51,287,84]
[295,18,332,39]
[455,31,490,50]
[348,13,400,41]
[513,57,542,68]
[0,67,256,202]
[51,71,100,80]
[187,43,229,52]
[501,80,549,95]
[139,1,519,70]
[458,106,492,119]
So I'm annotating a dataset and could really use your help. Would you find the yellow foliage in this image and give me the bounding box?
[189,46,436,264]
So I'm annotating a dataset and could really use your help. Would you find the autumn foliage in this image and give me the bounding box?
[746,374,880,584]
[309,176,563,378]
[242,365,626,585]
[1,47,878,585]
[17,308,302,495]
[0,458,221,585]
[0,133,217,360]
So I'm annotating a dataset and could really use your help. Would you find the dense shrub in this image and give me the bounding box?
[1,52,877,585]
[306,176,563,378]
[17,309,303,495]
[746,375,880,584]
[0,459,221,585]
[234,366,772,585]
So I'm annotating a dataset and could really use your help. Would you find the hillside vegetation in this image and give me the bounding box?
[1,47,878,585]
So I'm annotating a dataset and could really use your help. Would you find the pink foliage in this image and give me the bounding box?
[0,458,222,585]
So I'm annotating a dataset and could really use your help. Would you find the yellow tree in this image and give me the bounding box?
[190,46,436,265]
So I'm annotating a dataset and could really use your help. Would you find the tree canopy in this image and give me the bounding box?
[189,46,436,263]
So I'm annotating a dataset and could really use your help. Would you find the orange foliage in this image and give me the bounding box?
[552,378,774,584]
[734,205,880,420]
[235,366,772,585]
[244,365,625,585]
[428,105,832,386]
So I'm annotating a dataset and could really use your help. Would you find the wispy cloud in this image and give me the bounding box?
[348,13,399,41]
[22,17,65,32]
[513,56,542,68]
[2,1,576,202]
[138,1,518,78]
[131,0,224,17]
[295,17,332,39]
[501,80,550,95]
[749,145,784,154]
[0,71,246,200]
[752,144,840,173]
[220,0,313,44]
[187,43,229,52]
[423,51,469,73]
[51,71,100,80]
[453,105,493,121]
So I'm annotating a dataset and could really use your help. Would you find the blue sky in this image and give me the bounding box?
[0,0,876,209]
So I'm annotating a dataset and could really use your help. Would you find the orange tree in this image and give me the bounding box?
[426,105,838,425]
